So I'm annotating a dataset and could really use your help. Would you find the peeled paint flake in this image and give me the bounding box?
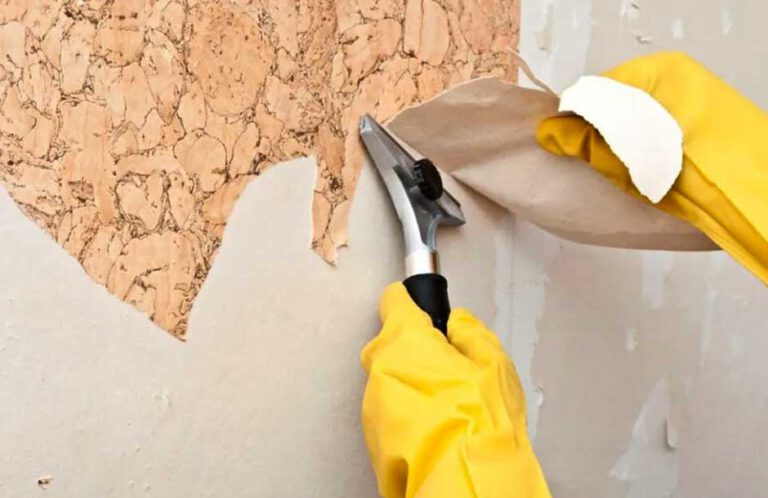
[610,378,679,498]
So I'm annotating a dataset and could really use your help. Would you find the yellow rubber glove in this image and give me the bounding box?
[537,51,768,284]
[361,283,551,498]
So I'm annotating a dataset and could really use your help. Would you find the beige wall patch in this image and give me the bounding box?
[0,0,520,338]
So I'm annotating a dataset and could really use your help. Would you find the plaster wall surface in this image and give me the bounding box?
[1,0,767,497]
[0,157,515,496]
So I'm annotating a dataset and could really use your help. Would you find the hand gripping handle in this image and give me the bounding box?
[403,273,451,335]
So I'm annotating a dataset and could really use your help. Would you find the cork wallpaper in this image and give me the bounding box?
[0,0,520,338]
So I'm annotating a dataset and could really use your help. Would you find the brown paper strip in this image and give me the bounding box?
[388,77,718,251]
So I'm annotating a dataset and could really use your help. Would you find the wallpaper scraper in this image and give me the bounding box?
[359,114,465,334]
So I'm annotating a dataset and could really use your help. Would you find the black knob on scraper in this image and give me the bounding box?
[413,159,444,200]
[403,273,451,335]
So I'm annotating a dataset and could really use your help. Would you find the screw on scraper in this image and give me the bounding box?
[359,114,465,334]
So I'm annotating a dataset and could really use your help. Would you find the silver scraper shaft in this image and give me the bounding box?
[359,114,465,277]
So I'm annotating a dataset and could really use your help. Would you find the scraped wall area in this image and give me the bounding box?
[517,1,768,497]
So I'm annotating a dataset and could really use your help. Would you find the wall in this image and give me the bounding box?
[1,1,766,497]
[0,157,515,496]
[517,1,768,496]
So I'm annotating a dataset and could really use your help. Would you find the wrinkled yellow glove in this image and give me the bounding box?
[361,283,551,498]
[538,51,768,284]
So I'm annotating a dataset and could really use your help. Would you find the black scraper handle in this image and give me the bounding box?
[403,273,451,335]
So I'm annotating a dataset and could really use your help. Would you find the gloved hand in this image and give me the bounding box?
[361,283,551,498]
[537,51,768,285]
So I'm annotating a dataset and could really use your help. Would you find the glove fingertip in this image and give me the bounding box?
[448,308,499,345]
[379,281,434,329]
[537,115,596,158]
[379,282,411,322]
[360,339,376,373]
[536,116,569,155]
[448,307,480,326]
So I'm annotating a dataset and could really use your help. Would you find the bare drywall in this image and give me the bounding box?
[518,1,768,497]
[0,156,516,496]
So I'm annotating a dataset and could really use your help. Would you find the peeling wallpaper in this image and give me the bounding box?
[0,0,520,337]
